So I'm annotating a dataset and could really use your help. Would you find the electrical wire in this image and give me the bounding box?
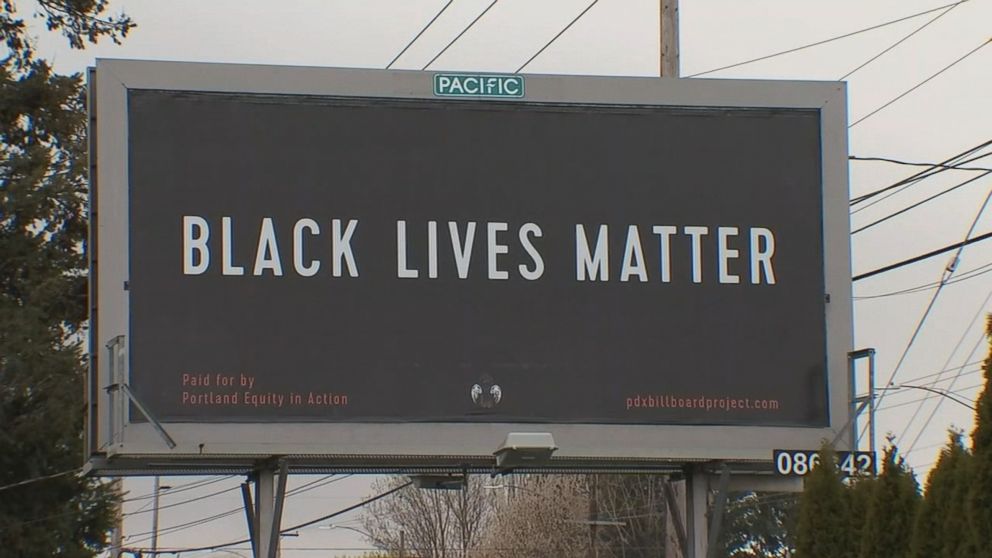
[850,155,992,172]
[851,144,992,209]
[132,480,414,555]
[852,230,992,282]
[872,181,992,413]
[852,171,991,234]
[516,0,600,73]
[839,1,964,80]
[855,262,992,299]
[123,485,241,517]
[686,0,971,78]
[0,468,79,493]
[850,38,991,128]
[422,0,498,70]
[385,0,455,70]
[905,324,990,453]
[123,474,353,544]
[122,476,235,503]
[876,382,982,413]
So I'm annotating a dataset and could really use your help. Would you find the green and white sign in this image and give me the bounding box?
[433,73,524,98]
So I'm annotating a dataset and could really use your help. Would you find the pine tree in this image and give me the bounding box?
[796,444,855,558]
[0,1,133,555]
[910,431,973,558]
[968,316,992,556]
[845,473,875,553]
[859,444,920,558]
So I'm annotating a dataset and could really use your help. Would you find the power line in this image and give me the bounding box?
[136,481,414,555]
[849,37,991,128]
[422,0,498,70]
[123,474,353,545]
[386,0,455,70]
[0,468,78,493]
[686,0,971,78]
[905,319,991,453]
[122,476,235,503]
[872,178,992,414]
[852,230,992,282]
[896,288,992,446]
[850,155,992,172]
[852,171,991,234]
[855,261,992,299]
[839,1,964,80]
[875,381,982,413]
[123,485,241,517]
[516,0,600,73]
[851,141,992,208]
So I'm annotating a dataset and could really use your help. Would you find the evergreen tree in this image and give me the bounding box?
[859,444,920,558]
[716,491,798,558]
[0,1,132,555]
[796,444,855,558]
[968,316,992,556]
[845,473,875,553]
[910,431,974,558]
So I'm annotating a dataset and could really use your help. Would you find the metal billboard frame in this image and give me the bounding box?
[87,59,851,475]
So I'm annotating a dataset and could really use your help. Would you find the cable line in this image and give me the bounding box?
[422,0,498,70]
[0,469,78,493]
[872,178,992,414]
[839,1,964,80]
[851,141,992,208]
[386,0,455,69]
[855,262,992,299]
[852,230,992,282]
[852,171,991,234]
[850,37,991,127]
[905,313,991,453]
[516,0,600,73]
[135,481,414,555]
[850,155,992,172]
[686,0,970,77]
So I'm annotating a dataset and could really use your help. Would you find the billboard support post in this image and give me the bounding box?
[705,464,731,558]
[246,459,289,558]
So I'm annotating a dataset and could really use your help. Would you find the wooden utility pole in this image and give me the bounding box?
[661,0,680,77]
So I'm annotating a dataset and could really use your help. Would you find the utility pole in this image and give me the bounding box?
[661,0,680,77]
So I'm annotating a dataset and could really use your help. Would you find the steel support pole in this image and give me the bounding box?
[256,469,274,558]
[151,476,161,555]
[685,467,708,558]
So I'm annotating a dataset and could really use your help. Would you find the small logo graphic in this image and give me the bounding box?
[471,374,502,408]
[434,74,524,98]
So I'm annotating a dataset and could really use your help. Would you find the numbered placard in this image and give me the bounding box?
[773,449,875,477]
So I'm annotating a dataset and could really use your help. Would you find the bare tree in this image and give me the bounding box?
[362,475,495,558]
[479,475,590,558]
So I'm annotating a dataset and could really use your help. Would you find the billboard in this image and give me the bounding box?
[88,60,852,473]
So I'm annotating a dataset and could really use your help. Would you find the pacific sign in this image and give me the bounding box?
[433,73,524,98]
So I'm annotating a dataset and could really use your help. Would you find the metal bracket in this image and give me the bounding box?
[104,335,177,450]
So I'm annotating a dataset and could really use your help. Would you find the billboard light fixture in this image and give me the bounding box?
[494,432,557,470]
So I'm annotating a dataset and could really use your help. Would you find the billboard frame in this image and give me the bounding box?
[87,59,851,475]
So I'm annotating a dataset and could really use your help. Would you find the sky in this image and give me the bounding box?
[22,0,992,555]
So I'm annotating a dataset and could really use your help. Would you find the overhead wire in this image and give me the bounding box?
[849,37,991,128]
[839,1,964,80]
[422,0,498,70]
[851,144,992,209]
[850,155,992,172]
[132,480,414,555]
[855,262,992,299]
[904,321,991,453]
[852,230,992,282]
[686,0,971,78]
[385,0,455,69]
[0,468,79,493]
[851,170,991,234]
[122,475,235,503]
[874,382,982,413]
[123,474,354,545]
[516,0,600,73]
[871,179,992,412]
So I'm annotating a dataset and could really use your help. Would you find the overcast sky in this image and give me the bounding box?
[25,0,992,555]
